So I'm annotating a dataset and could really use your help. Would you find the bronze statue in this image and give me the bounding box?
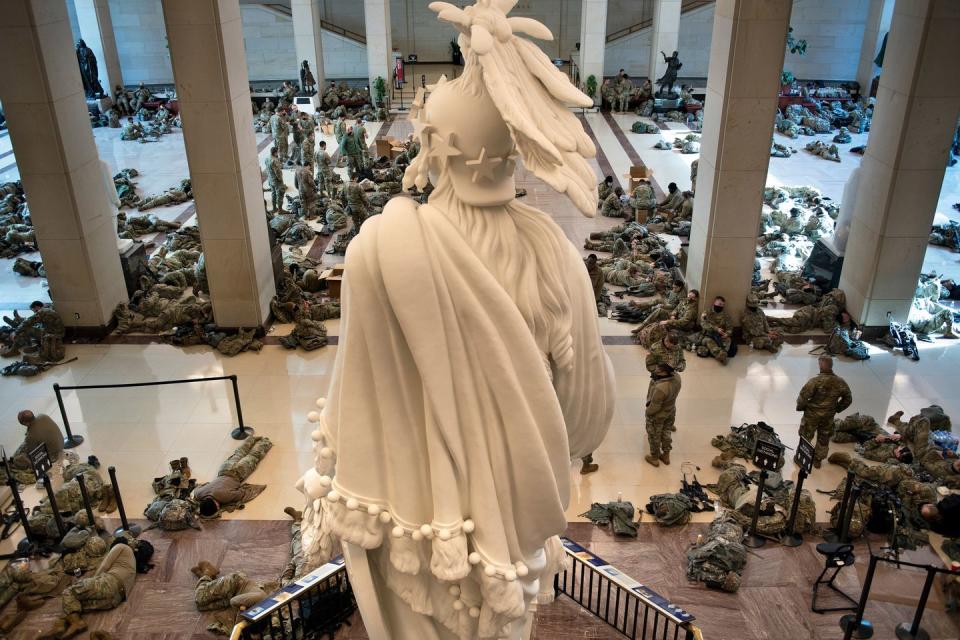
[656,50,682,97]
[76,39,104,98]
[299,60,316,95]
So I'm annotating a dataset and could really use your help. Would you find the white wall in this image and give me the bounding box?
[783,0,871,81]
[109,0,172,85]
[604,0,870,82]
[66,0,82,43]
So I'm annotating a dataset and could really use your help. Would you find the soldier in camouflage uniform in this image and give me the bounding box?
[2,301,65,360]
[597,176,614,206]
[831,412,882,444]
[191,561,270,611]
[41,543,137,639]
[644,364,681,467]
[339,125,365,179]
[635,289,699,347]
[741,294,783,353]
[30,463,115,540]
[301,127,316,168]
[797,356,852,467]
[264,147,285,214]
[600,187,625,218]
[288,112,303,166]
[269,110,289,161]
[195,436,273,518]
[60,525,109,574]
[686,511,746,593]
[315,140,334,197]
[629,179,656,224]
[645,331,685,374]
[294,164,318,219]
[341,180,371,229]
[697,296,733,364]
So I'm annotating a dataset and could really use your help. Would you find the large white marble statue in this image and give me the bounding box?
[297,1,615,638]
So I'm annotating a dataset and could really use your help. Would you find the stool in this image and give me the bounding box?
[812,542,857,613]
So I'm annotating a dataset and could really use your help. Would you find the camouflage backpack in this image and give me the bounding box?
[824,327,869,360]
[645,493,694,526]
[147,498,200,531]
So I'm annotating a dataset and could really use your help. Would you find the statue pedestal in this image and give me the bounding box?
[653,97,682,112]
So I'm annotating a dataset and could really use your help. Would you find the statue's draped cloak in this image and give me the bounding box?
[318,196,614,638]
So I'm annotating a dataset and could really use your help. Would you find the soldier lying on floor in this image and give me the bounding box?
[196,436,273,518]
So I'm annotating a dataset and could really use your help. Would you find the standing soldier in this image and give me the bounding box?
[646,331,686,374]
[301,127,316,168]
[616,74,633,113]
[339,126,364,180]
[353,120,370,166]
[264,147,285,214]
[270,109,289,163]
[333,114,347,146]
[315,140,333,197]
[294,164,318,219]
[796,355,852,467]
[645,363,682,466]
[288,111,303,166]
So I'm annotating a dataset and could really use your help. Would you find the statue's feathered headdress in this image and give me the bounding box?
[422,0,598,215]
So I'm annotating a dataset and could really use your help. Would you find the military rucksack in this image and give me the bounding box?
[822,327,869,360]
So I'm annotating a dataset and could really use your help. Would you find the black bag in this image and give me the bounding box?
[133,539,155,573]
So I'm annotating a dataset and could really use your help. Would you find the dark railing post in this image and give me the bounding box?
[109,466,141,537]
[781,468,808,547]
[895,567,936,640]
[53,383,84,448]
[6,474,35,551]
[826,470,856,543]
[41,474,66,540]
[839,485,862,544]
[841,553,877,640]
[743,468,769,548]
[229,375,254,440]
[74,473,96,530]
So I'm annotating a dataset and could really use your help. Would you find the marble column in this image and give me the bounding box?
[649,0,681,84]
[839,0,960,327]
[685,0,792,323]
[161,0,275,328]
[578,0,607,94]
[292,0,325,92]
[0,0,127,327]
[855,0,895,95]
[74,0,123,96]
[363,0,392,90]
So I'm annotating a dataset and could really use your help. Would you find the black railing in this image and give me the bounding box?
[53,374,253,444]
[235,557,356,640]
[555,538,702,640]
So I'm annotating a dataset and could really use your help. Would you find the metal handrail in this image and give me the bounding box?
[607,0,715,44]
[233,557,355,640]
[555,537,703,639]
[259,4,367,45]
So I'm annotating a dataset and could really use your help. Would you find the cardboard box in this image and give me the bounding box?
[627,165,653,192]
[375,138,394,158]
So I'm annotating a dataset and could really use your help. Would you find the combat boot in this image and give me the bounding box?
[191,560,219,579]
[644,454,660,467]
[942,328,958,339]
[180,457,191,479]
[716,351,728,365]
[0,610,26,633]
[60,613,87,639]
[827,451,852,468]
[283,506,303,521]
[659,452,671,465]
[37,616,67,640]
[887,410,904,426]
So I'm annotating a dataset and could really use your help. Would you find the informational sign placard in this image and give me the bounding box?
[752,439,784,472]
[794,436,815,475]
[29,443,51,479]
[242,556,346,622]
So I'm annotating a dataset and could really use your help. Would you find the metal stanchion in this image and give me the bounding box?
[780,467,808,547]
[825,470,856,543]
[108,466,141,537]
[895,567,936,640]
[74,473,96,529]
[41,475,66,540]
[840,553,877,640]
[838,485,862,544]
[52,383,84,448]
[743,468,769,548]
[229,374,254,440]
[1,475,37,558]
